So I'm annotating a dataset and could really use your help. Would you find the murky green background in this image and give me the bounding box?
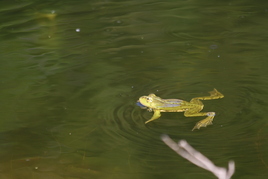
[0,0,268,178]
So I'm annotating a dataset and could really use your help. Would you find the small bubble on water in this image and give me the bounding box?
[217,55,220,58]
[76,28,80,32]
[117,20,121,23]
[51,10,55,14]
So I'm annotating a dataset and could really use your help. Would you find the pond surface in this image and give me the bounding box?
[1,0,268,178]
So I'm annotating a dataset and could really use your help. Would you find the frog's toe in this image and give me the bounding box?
[192,115,214,131]
[209,88,224,98]
[192,121,212,131]
[209,88,218,96]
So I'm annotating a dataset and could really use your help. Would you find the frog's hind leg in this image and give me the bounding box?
[145,110,161,124]
[193,88,224,101]
[192,112,215,131]
[184,110,215,131]
[184,89,223,130]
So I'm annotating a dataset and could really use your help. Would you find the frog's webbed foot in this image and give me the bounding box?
[192,88,224,101]
[209,88,224,98]
[145,110,161,124]
[192,112,215,131]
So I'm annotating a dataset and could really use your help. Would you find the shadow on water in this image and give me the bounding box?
[1,0,268,178]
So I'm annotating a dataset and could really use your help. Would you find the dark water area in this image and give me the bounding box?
[1,0,268,178]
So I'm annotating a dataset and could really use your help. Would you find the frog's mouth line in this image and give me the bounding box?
[136,101,147,108]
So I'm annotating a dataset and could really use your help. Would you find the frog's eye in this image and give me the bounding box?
[146,97,153,103]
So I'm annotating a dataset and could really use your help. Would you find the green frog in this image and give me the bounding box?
[137,88,224,131]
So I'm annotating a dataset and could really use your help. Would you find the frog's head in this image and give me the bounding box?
[138,94,156,108]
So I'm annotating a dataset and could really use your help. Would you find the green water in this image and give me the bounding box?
[0,0,268,178]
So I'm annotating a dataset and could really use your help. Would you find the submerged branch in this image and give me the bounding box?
[161,134,235,179]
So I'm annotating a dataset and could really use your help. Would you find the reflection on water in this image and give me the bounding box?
[0,0,268,178]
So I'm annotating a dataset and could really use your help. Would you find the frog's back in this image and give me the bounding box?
[156,99,187,112]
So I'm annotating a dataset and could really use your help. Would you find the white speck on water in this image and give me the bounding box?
[69,133,72,135]
[51,10,55,14]
[117,20,121,23]
[217,55,220,58]
[76,28,80,32]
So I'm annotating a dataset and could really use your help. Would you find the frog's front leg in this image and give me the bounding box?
[184,111,215,131]
[145,110,161,124]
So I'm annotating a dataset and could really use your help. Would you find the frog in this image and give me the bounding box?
[137,88,224,131]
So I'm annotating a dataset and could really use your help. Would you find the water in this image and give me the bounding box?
[0,0,268,178]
